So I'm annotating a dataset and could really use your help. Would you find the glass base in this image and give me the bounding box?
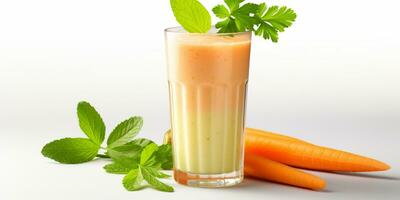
[174,169,243,188]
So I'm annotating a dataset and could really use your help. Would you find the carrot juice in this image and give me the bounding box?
[165,27,251,187]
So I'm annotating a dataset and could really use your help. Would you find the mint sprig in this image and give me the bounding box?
[107,142,174,192]
[41,101,174,192]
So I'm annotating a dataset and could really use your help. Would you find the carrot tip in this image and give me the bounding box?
[378,162,391,171]
[314,180,326,191]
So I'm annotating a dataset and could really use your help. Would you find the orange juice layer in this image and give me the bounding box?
[167,34,251,174]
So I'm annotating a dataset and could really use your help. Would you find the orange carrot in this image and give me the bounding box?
[246,131,390,172]
[245,153,326,190]
[246,128,311,145]
[164,128,390,172]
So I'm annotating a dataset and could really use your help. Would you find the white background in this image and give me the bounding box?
[1,0,399,199]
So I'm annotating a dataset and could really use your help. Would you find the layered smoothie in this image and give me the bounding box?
[165,27,251,186]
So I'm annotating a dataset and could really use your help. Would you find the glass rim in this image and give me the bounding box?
[164,26,251,36]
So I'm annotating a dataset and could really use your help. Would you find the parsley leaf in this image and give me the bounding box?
[254,3,297,42]
[41,138,99,164]
[215,18,238,33]
[233,3,259,31]
[212,5,230,18]
[224,0,244,12]
[213,2,259,33]
[77,101,106,145]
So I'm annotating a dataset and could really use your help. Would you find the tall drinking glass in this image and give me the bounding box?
[165,27,251,187]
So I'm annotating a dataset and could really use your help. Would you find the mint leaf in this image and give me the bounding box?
[145,167,171,178]
[106,139,158,171]
[109,142,142,157]
[123,168,145,191]
[107,116,143,149]
[106,138,154,157]
[140,143,158,166]
[107,144,142,169]
[254,4,296,42]
[104,163,131,174]
[141,166,174,192]
[130,138,155,148]
[170,0,211,33]
[77,101,105,145]
[41,138,99,164]
[154,144,173,170]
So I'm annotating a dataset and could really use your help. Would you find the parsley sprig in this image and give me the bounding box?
[213,0,296,42]
[170,0,297,42]
[41,101,174,192]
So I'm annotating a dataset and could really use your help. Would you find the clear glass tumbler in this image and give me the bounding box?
[165,27,251,187]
